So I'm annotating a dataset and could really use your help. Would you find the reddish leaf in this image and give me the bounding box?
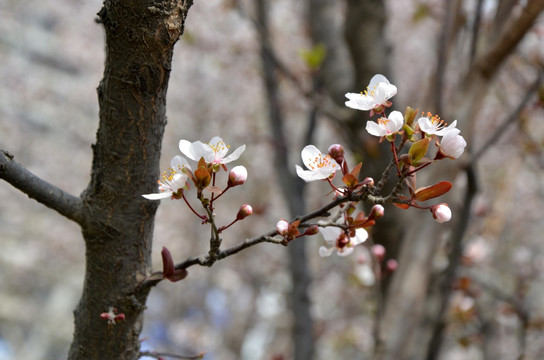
[342,173,358,188]
[161,246,175,277]
[394,202,411,209]
[350,162,363,178]
[166,268,188,282]
[413,181,452,202]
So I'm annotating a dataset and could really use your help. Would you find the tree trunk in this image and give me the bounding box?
[68,1,192,359]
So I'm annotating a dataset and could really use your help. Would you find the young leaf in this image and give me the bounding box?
[408,137,430,164]
[161,246,175,277]
[413,181,452,202]
[342,173,358,188]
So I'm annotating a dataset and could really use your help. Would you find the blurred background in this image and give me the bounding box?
[1,0,544,359]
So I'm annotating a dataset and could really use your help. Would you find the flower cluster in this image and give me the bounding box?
[142,74,466,283]
[142,137,250,280]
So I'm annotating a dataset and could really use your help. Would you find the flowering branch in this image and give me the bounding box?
[0,149,84,226]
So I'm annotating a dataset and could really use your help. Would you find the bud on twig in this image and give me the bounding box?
[228,165,248,187]
[430,203,452,223]
[236,204,253,220]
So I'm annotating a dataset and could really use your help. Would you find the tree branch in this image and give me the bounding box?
[0,149,84,226]
[138,185,393,290]
[473,0,544,79]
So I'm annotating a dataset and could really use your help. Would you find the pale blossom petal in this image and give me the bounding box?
[170,155,192,173]
[440,129,466,159]
[179,139,214,162]
[142,192,173,200]
[179,137,246,165]
[221,144,246,164]
[345,74,397,112]
[351,228,369,246]
[418,116,458,136]
[296,145,339,182]
[365,110,404,137]
[319,246,336,257]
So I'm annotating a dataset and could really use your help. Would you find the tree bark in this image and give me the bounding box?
[67,1,192,359]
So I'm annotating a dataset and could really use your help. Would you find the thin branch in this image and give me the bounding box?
[138,185,395,290]
[0,149,84,226]
[139,350,204,359]
[469,0,485,66]
[473,0,544,79]
[471,71,543,162]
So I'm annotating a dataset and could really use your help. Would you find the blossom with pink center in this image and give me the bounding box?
[318,225,368,257]
[418,114,458,136]
[365,110,404,137]
[179,136,246,165]
[142,156,191,200]
[295,145,339,182]
[345,74,397,112]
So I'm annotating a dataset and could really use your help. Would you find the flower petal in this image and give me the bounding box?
[386,110,404,133]
[296,165,328,182]
[142,192,173,200]
[170,155,192,172]
[365,121,386,137]
[221,144,246,164]
[319,246,335,257]
[318,226,342,241]
[351,228,369,246]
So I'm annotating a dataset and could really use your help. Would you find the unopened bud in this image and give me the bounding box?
[228,165,248,187]
[431,203,451,223]
[328,144,345,164]
[369,204,385,220]
[276,219,289,236]
[371,244,386,262]
[303,225,319,236]
[236,204,253,220]
[385,259,398,273]
[361,177,374,187]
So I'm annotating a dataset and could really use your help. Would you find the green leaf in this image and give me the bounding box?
[299,43,327,70]
[408,137,430,164]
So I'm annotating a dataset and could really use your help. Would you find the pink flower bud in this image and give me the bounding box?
[361,177,374,187]
[371,244,386,262]
[369,204,385,220]
[236,204,253,220]
[431,203,452,223]
[276,219,289,236]
[328,144,345,163]
[228,165,248,187]
[385,259,398,273]
[303,225,319,236]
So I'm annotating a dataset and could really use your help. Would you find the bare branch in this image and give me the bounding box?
[139,350,204,359]
[471,71,543,162]
[0,149,84,226]
[473,0,544,79]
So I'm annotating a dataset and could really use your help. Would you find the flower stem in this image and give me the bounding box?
[182,193,207,221]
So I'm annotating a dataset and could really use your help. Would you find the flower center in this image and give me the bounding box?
[158,168,179,191]
[307,154,336,170]
[424,111,447,129]
[208,140,230,155]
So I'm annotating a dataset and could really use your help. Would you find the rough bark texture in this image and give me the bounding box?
[68,1,193,359]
